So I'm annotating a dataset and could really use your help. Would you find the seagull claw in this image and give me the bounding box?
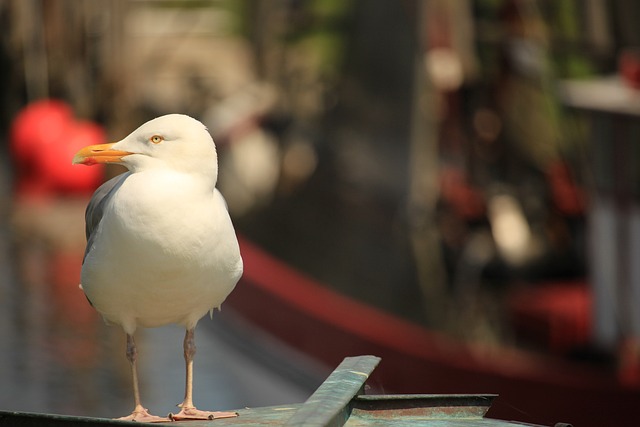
[169,407,238,421]
[116,406,171,423]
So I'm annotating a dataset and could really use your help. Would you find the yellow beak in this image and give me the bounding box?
[72,143,132,166]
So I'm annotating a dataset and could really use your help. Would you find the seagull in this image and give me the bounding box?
[72,114,243,422]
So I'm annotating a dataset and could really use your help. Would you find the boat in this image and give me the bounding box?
[224,236,639,427]
[0,355,566,427]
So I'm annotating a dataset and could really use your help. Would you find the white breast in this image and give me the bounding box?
[81,171,242,334]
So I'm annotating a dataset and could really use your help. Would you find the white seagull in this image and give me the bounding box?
[73,114,243,422]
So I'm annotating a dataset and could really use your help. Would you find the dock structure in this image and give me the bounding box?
[0,355,562,426]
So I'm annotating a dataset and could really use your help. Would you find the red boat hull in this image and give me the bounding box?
[227,237,639,427]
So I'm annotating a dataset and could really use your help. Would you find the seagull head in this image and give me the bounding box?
[73,114,218,181]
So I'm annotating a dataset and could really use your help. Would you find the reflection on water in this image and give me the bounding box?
[1,197,129,417]
[0,194,314,418]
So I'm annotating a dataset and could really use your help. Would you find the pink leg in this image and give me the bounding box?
[117,334,170,423]
[169,328,238,421]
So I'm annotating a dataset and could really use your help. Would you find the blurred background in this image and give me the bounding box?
[1,0,640,426]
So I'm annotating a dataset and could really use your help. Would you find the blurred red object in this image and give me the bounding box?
[546,160,585,217]
[10,100,105,198]
[439,166,485,220]
[619,49,640,90]
[508,281,591,354]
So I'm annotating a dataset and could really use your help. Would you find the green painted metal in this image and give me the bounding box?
[282,355,381,427]
[0,410,153,426]
[0,356,551,426]
[0,405,303,426]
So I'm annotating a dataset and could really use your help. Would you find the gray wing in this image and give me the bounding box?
[83,173,129,263]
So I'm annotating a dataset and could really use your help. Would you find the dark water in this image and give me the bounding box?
[0,196,319,419]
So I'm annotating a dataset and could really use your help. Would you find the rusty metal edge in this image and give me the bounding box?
[351,394,498,420]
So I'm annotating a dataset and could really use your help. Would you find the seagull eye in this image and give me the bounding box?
[150,135,164,144]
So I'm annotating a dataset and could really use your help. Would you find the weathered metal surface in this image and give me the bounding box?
[351,394,496,419]
[345,394,500,426]
[0,405,301,427]
[0,410,150,426]
[0,356,552,427]
[282,355,381,427]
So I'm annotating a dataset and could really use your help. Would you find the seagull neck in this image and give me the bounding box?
[135,168,218,194]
